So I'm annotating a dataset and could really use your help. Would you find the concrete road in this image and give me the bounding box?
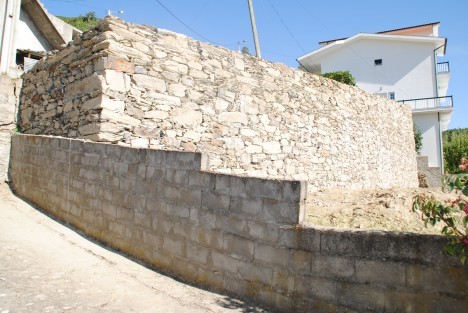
[0,183,268,313]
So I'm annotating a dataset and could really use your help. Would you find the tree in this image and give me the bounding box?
[321,71,356,86]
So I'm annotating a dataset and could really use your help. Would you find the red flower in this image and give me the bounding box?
[463,203,468,215]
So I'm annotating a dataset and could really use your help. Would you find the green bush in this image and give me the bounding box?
[58,12,100,32]
[321,71,356,86]
[443,128,468,174]
[414,125,423,155]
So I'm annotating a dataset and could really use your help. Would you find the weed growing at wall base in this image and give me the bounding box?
[413,158,468,265]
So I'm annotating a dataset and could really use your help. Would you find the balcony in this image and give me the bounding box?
[436,62,450,73]
[436,62,450,97]
[399,96,453,111]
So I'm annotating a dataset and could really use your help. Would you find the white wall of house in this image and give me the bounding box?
[16,8,52,52]
[314,39,438,101]
[0,0,21,74]
[413,113,441,169]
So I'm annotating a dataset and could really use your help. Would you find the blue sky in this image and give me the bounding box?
[42,0,467,129]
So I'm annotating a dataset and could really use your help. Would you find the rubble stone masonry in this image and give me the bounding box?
[18,17,418,191]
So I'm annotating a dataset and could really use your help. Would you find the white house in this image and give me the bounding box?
[0,0,79,77]
[297,22,452,173]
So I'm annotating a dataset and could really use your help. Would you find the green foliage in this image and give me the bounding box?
[413,158,468,265]
[321,71,356,86]
[241,46,251,55]
[413,125,423,155]
[57,11,100,32]
[443,128,468,174]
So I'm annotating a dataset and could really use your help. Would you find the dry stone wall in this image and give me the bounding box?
[18,17,418,191]
[10,134,468,313]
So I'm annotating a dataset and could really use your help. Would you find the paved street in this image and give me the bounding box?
[0,183,268,313]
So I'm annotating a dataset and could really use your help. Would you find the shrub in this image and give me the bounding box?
[321,71,356,86]
[413,125,423,155]
[443,128,468,174]
[58,11,100,32]
[413,158,468,265]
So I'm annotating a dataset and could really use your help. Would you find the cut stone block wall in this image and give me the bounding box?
[17,17,418,191]
[10,134,467,313]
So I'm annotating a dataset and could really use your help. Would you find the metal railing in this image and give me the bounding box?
[399,96,453,111]
[437,62,450,73]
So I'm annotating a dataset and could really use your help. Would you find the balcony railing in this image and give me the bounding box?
[399,96,453,111]
[437,62,450,73]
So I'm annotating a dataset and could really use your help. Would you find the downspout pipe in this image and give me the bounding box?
[433,43,446,174]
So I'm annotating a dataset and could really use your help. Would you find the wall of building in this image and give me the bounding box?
[417,156,442,188]
[18,18,419,191]
[0,0,21,74]
[0,75,18,181]
[16,8,53,52]
[9,134,468,313]
[413,112,442,168]
[318,39,437,101]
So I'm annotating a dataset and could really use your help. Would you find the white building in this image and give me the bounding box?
[0,0,79,77]
[298,22,452,173]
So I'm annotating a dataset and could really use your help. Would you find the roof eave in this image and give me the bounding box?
[299,33,447,66]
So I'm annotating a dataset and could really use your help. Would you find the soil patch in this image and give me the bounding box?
[305,187,466,234]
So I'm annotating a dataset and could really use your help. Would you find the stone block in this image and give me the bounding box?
[261,199,300,224]
[193,226,223,250]
[218,112,248,125]
[78,123,100,136]
[355,259,406,287]
[406,264,468,295]
[294,275,337,303]
[169,108,202,126]
[238,262,273,286]
[101,109,141,127]
[222,233,254,260]
[211,251,240,275]
[132,74,166,92]
[144,110,169,120]
[103,69,131,92]
[336,282,385,312]
[185,243,209,265]
[166,202,190,219]
[215,215,246,235]
[261,141,281,154]
[255,242,289,268]
[277,226,321,252]
[202,191,230,213]
[230,197,263,218]
[63,74,104,102]
[162,237,185,258]
[82,95,125,113]
[177,187,202,206]
[310,255,355,279]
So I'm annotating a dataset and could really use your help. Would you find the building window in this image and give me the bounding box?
[374,59,383,66]
[388,92,395,100]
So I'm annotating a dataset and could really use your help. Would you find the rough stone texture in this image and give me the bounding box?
[10,134,467,313]
[417,156,442,188]
[0,75,18,181]
[17,17,418,191]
